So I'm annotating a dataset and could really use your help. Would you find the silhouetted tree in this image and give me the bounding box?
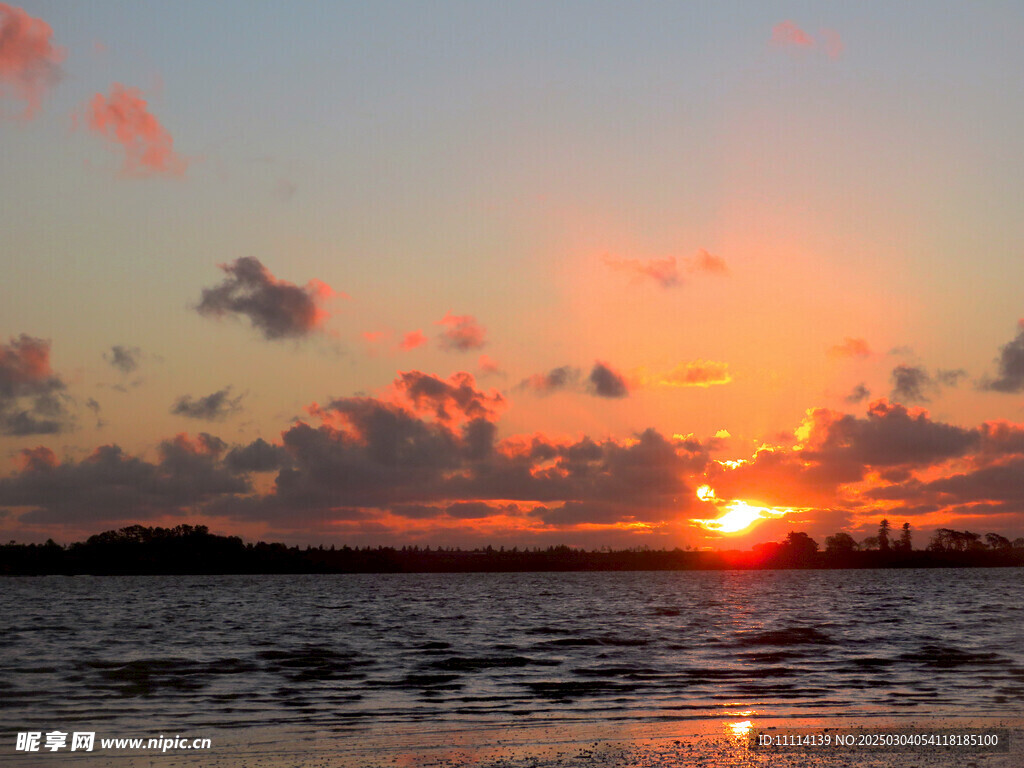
[985,532,1012,551]
[898,522,912,552]
[878,519,891,552]
[860,535,879,551]
[825,532,858,555]
[929,528,982,552]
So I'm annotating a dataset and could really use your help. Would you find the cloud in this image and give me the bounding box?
[891,365,931,403]
[0,334,70,435]
[196,257,336,340]
[436,312,486,351]
[0,3,64,119]
[0,434,248,524]
[658,360,732,388]
[604,250,729,288]
[204,371,707,527]
[478,354,502,376]
[820,28,844,59]
[687,250,730,275]
[603,255,679,288]
[770,21,843,59]
[85,397,103,428]
[828,337,871,359]
[845,383,870,404]
[104,345,141,373]
[224,438,289,473]
[709,399,980,511]
[890,365,965,403]
[399,330,427,351]
[170,387,244,421]
[981,324,1024,393]
[517,365,581,395]
[82,83,187,177]
[588,361,629,398]
[771,20,815,49]
[517,362,630,399]
[389,370,505,426]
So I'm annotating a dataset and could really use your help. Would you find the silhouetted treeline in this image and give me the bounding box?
[3,523,1024,575]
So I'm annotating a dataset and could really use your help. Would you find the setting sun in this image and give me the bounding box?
[695,487,792,534]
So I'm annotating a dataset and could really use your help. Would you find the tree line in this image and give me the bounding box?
[2,521,1023,575]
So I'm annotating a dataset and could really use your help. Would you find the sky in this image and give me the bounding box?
[3,1,1024,549]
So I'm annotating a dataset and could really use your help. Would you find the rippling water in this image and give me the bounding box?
[2,569,1023,733]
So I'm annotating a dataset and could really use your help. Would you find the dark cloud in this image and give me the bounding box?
[891,365,966,403]
[170,387,244,421]
[981,326,1024,393]
[0,334,71,435]
[393,370,504,425]
[711,400,979,509]
[588,361,629,398]
[936,369,967,387]
[517,362,630,399]
[206,373,705,526]
[390,503,444,519]
[530,501,633,526]
[845,383,870,404]
[891,365,932,403]
[85,397,103,428]
[517,366,581,394]
[0,434,248,524]
[105,345,141,373]
[436,312,486,351]
[803,400,978,469]
[224,438,289,473]
[196,257,335,340]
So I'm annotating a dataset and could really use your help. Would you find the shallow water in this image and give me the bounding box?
[2,569,1023,734]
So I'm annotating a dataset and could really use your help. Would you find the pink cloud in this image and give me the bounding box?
[820,28,844,59]
[83,83,187,177]
[478,354,501,375]
[399,330,427,351]
[437,312,486,351]
[687,249,730,275]
[771,20,815,49]
[0,3,64,119]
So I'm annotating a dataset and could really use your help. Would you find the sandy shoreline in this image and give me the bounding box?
[7,716,1020,768]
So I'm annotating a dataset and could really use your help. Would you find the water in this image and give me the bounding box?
[2,569,1023,734]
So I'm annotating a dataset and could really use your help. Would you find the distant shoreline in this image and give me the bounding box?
[3,523,1023,575]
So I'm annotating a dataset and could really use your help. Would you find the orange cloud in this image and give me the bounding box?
[660,360,732,388]
[0,3,64,119]
[83,83,187,177]
[771,20,815,49]
[399,330,427,351]
[828,337,872,359]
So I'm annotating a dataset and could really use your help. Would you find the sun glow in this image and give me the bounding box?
[694,486,792,534]
[728,720,754,738]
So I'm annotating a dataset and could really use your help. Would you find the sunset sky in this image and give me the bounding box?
[3,2,1024,549]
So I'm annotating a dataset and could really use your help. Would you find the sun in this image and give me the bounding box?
[694,486,792,534]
